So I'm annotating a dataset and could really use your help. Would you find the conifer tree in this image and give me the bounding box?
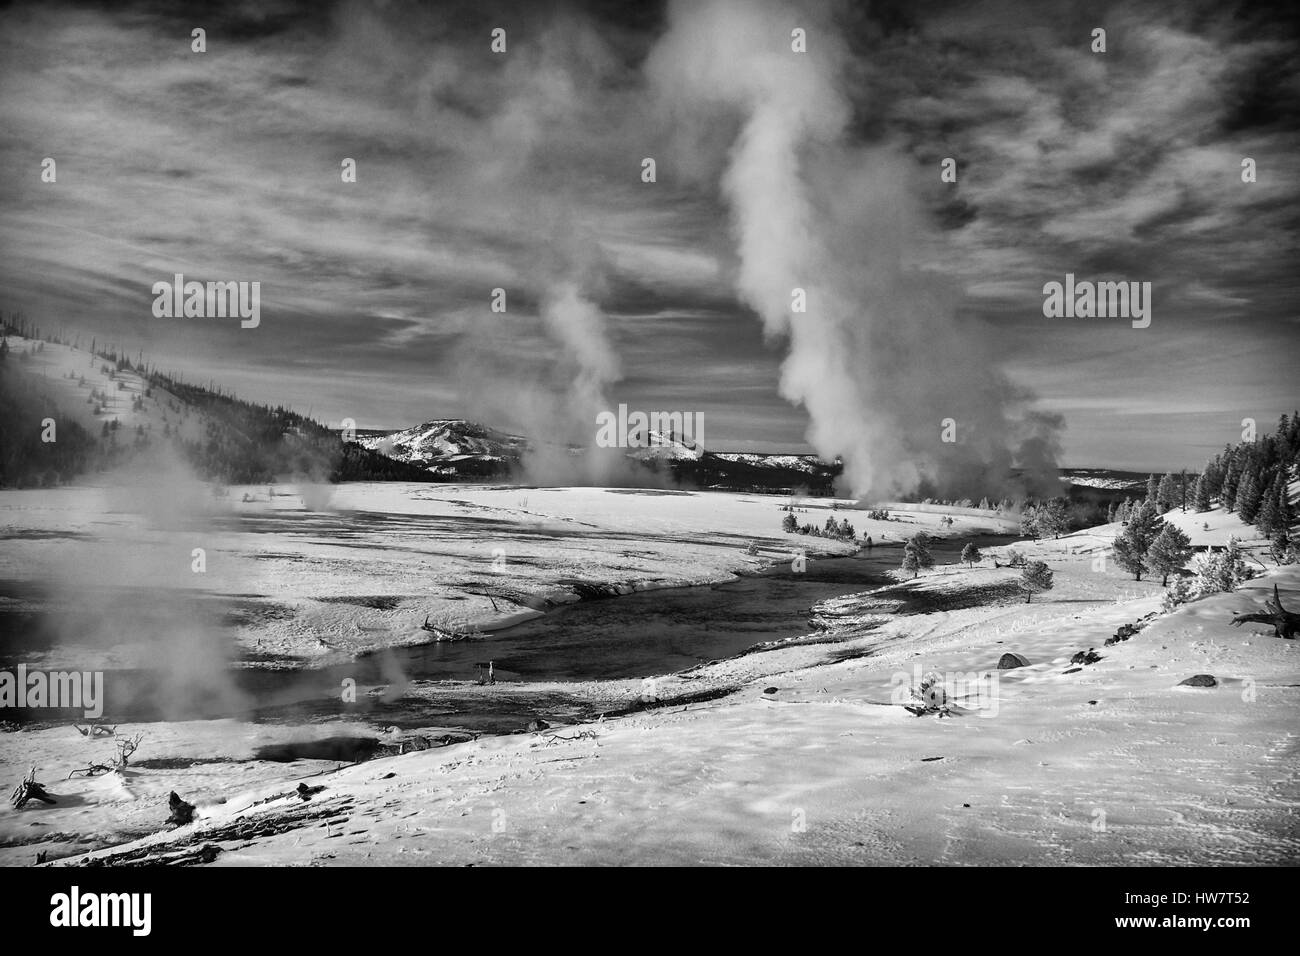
[1156,472,1178,511]
[960,542,982,567]
[1020,560,1054,603]
[1222,457,1241,511]
[1147,524,1193,586]
[1192,473,1211,512]
[1254,472,1283,536]
[1236,468,1263,524]
[901,535,933,578]
[1112,500,1165,580]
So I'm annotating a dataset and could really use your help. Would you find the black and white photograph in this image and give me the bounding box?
[0,0,1295,911]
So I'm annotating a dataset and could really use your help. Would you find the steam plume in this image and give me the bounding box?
[648,0,1063,499]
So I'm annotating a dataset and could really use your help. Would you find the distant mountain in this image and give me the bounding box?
[359,417,839,490]
[623,428,705,462]
[358,420,529,479]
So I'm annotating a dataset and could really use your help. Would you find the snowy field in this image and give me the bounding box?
[1,481,1296,866]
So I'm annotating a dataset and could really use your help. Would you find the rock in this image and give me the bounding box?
[763,687,778,695]
[1178,674,1218,688]
[997,652,1030,670]
[167,791,196,826]
[1070,648,1102,665]
[1105,622,1140,646]
[1063,667,1082,674]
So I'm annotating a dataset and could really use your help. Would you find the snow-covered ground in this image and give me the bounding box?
[2,487,1294,866]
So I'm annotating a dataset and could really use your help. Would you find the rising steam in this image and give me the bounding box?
[648,0,1063,500]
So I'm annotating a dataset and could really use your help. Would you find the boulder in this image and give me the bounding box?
[997,652,1030,670]
[1178,674,1218,688]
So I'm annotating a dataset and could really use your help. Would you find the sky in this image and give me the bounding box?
[0,0,1296,479]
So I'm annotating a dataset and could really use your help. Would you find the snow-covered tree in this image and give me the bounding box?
[1191,536,1253,595]
[960,542,982,567]
[1036,498,1070,538]
[901,535,933,578]
[1020,504,1040,539]
[1161,576,1194,612]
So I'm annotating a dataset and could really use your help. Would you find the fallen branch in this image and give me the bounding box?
[73,723,116,738]
[67,763,114,779]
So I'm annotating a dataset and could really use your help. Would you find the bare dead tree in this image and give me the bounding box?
[115,732,144,767]
[11,766,57,809]
[1229,585,1299,640]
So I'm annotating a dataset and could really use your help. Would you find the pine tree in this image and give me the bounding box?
[1112,500,1165,580]
[1156,473,1178,512]
[901,548,921,578]
[1146,473,1159,503]
[1236,468,1263,524]
[1020,504,1040,539]
[1147,524,1193,587]
[1255,472,1283,536]
[1192,473,1211,512]
[782,513,797,533]
[1222,458,1240,511]
[960,542,982,567]
[1037,498,1069,538]
[902,535,933,578]
[1270,528,1293,565]
[1276,479,1293,533]
[1106,501,1117,523]
[1204,457,1223,499]
[1020,560,1054,603]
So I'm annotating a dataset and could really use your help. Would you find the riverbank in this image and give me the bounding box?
[0,482,1020,675]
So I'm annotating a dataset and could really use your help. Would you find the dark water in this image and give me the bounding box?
[1,535,1013,730]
